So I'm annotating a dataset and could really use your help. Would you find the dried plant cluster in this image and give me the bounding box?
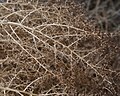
[78,0,120,32]
[0,0,120,96]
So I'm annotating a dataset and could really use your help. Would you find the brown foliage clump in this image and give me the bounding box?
[0,0,120,96]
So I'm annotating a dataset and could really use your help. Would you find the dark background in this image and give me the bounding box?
[77,0,120,32]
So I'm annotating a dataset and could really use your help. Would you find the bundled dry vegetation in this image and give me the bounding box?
[0,0,120,96]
